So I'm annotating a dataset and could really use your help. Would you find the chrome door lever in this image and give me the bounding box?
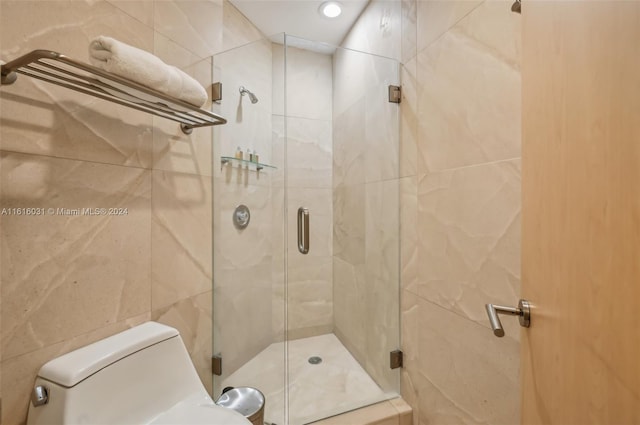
[485,299,530,337]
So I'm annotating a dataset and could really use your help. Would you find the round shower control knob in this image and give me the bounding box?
[233,205,250,229]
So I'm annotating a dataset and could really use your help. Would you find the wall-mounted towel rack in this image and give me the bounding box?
[0,50,226,134]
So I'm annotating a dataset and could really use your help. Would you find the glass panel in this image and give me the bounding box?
[211,34,286,425]
[284,35,401,424]
[212,33,399,425]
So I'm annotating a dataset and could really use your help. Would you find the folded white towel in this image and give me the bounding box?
[89,36,207,107]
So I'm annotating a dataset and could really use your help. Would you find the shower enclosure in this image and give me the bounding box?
[211,34,400,425]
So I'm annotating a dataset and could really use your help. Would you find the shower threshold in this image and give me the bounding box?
[220,333,395,425]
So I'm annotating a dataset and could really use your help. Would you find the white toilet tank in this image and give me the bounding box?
[26,322,249,425]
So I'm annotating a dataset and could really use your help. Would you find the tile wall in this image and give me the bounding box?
[340,0,522,423]
[0,1,264,423]
[400,1,522,423]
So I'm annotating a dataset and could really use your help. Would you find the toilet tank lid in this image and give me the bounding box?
[38,322,179,388]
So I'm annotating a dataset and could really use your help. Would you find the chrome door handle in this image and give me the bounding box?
[485,299,530,337]
[297,207,309,254]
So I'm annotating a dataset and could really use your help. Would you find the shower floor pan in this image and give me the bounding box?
[221,333,395,425]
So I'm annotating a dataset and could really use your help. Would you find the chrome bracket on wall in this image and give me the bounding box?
[390,350,403,369]
[212,82,222,103]
[388,85,401,103]
[212,354,222,376]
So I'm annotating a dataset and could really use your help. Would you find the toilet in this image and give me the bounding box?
[26,322,250,425]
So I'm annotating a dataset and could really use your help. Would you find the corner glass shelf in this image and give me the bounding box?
[220,156,277,171]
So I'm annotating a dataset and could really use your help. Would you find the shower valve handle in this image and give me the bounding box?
[485,299,530,337]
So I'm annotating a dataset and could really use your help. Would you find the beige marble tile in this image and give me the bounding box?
[311,400,402,425]
[364,181,400,392]
[454,0,522,70]
[0,0,154,168]
[416,0,482,52]
[416,160,521,336]
[271,114,332,190]
[340,0,402,62]
[333,98,366,188]
[1,152,151,361]
[401,0,418,64]
[153,31,202,70]
[416,28,521,172]
[365,180,400,282]
[364,87,400,184]
[153,0,223,59]
[333,50,399,184]
[284,117,333,189]
[400,177,419,294]
[1,313,150,425]
[151,170,212,311]
[333,184,365,265]
[270,185,286,341]
[400,59,418,178]
[222,0,264,53]
[152,291,213,396]
[332,46,399,119]
[333,258,367,364]
[280,46,333,121]
[415,297,519,424]
[213,260,273,378]
[390,398,413,425]
[333,184,403,391]
[271,42,285,116]
[287,257,333,335]
[106,0,154,27]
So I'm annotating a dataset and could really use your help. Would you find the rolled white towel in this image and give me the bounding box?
[89,36,207,107]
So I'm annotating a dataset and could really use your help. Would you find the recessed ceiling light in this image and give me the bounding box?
[319,1,342,18]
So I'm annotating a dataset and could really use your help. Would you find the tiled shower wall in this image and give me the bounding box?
[0,1,264,424]
[341,0,522,423]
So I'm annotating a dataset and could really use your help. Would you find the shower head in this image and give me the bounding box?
[511,0,521,14]
[239,86,258,104]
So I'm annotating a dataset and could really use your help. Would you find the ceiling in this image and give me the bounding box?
[229,0,370,47]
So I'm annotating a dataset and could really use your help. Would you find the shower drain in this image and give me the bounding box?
[308,356,322,365]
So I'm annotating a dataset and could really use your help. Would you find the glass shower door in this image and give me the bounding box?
[211,33,400,425]
[284,35,401,424]
[211,35,287,425]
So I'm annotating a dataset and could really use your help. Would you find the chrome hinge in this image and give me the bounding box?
[388,85,401,103]
[212,354,222,376]
[390,349,403,369]
[212,82,222,103]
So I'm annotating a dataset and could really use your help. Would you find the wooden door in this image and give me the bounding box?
[521,1,640,423]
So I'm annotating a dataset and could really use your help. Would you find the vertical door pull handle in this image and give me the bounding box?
[297,207,309,254]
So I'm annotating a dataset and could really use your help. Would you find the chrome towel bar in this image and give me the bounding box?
[0,50,226,134]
